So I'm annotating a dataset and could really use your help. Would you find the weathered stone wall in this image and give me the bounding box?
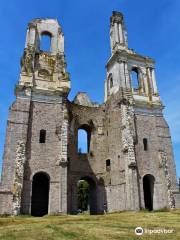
[67,89,140,213]
[0,96,30,215]
[67,101,107,213]
[134,106,178,209]
[1,12,179,216]
[21,97,68,215]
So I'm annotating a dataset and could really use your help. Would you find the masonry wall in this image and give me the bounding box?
[67,91,138,213]
[134,107,178,209]
[21,98,66,214]
[1,92,179,215]
[0,97,30,214]
[1,13,179,216]
[104,95,127,211]
[67,102,107,213]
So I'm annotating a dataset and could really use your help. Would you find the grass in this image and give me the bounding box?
[0,210,179,240]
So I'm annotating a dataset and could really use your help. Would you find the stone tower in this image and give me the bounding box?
[104,11,180,210]
[0,19,70,215]
[0,12,179,216]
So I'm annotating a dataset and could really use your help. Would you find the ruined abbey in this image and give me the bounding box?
[0,11,180,216]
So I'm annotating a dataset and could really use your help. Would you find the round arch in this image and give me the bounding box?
[78,123,94,153]
[41,30,53,37]
[143,174,155,211]
[77,176,97,214]
[40,31,52,52]
[31,171,50,216]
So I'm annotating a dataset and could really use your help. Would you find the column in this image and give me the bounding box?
[119,61,125,88]
[141,68,148,95]
[146,67,152,100]
[118,23,124,44]
[25,29,30,48]
[152,69,158,94]
[138,71,145,94]
[29,28,36,46]
[148,68,154,94]
[124,61,131,89]
[114,22,119,43]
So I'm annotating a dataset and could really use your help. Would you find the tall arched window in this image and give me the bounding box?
[108,73,113,88]
[78,129,88,153]
[39,129,46,143]
[131,68,139,89]
[78,125,92,154]
[40,32,52,52]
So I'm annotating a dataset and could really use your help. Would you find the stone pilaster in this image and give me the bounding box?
[160,151,175,209]
[119,61,126,88]
[58,103,68,214]
[123,61,131,89]
[146,67,152,101]
[114,22,119,43]
[121,98,139,210]
[151,69,158,95]
[12,141,26,215]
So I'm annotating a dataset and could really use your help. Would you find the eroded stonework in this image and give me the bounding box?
[160,151,175,209]
[0,12,179,215]
[12,141,26,215]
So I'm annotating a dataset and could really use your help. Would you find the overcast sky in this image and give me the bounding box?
[0,0,180,177]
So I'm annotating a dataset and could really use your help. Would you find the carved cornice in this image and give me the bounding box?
[106,49,155,70]
[110,11,123,24]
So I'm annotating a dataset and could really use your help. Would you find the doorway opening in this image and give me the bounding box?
[143,174,155,211]
[77,176,97,214]
[31,172,50,216]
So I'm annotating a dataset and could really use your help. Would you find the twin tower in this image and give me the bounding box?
[0,12,179,216]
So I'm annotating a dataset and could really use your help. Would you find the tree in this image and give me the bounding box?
[77,180,89,211]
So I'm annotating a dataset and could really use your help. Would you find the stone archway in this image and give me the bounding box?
[143,174,155,211]
[31,172,50,216]
[77,176,97,214]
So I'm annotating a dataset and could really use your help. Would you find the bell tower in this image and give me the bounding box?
[105,11,161,106]
[110,11,128,53]
[0,18,70,216]
[104,11,179,211]
[16,18,70,96]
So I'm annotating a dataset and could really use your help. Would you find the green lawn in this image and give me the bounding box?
[0,210,179,240]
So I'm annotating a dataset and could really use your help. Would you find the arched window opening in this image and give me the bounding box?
[40,32,52,52]
[78,125,92,154]
[131,68,139,89]
[108,73,113,88]
[106,159,111,171]
[77,176,97,214]
[39,129,46,143]
[143,138,148,151]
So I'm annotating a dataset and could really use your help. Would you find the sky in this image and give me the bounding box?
[0,0,180,178]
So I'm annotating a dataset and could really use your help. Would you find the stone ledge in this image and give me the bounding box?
[0,189,12,194]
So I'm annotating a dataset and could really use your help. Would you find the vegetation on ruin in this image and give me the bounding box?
[0,209,179,240]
